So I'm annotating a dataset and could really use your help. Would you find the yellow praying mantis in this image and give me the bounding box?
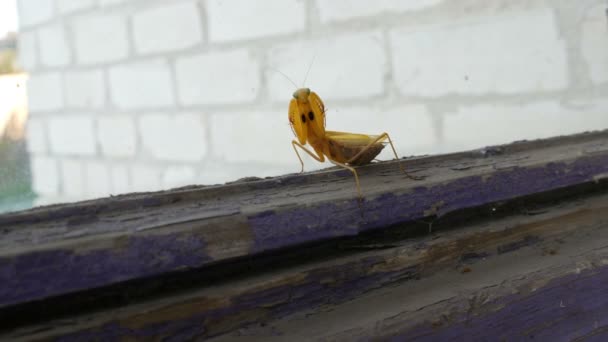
[287,87,422,201]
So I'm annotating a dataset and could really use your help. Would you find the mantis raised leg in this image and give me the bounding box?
[291,140,325,173]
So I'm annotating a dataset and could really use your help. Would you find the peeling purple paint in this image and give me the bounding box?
[52,253,608,341]
[249,156,608,252]
[249,200,362,251]
[53,256,419,341]
[392,266,608,341]
[0,233,211,307]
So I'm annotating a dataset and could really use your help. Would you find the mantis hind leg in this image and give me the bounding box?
[292,140,325,173]
[379,133,424,181]
[346,133,423,181]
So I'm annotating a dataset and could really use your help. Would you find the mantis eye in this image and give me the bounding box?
[293,88,312,101]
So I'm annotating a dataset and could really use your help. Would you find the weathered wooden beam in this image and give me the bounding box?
[0,130,607,310]
[223,193,608,341]
[5,176,608,340]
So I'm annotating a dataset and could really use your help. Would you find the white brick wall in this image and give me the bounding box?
[25,118,47,154]
[133,2,203,55]
[17,31,37,70]
[199,161,293,185]
[266,32,386,102]
[72,13,129,65]
[18,0,54,28]
[48,116,96,156]
[316,0,443,23]
[99,0,126,6]
[64,70,106,109]
[163,165,197,188]
[581,4,608,84]
[139,113,207,162]
[130,164,161,192]
[38,25,71,67]
[27,73,64,112]
[57,0,96,14]
[443,100,608,152]
[207,0,305,42]
[61,159,84,197]
[84,161,111,198]
[210,109,294,164]
[176,49,260,105]
[15,0,608,207]
[390,9,568,96]
[97,116,137,158]
[109,164,129,194]
[109,60,175,109]
[30,156,59,196]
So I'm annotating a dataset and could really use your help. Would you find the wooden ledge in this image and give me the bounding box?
[1,130,608,308]
[6,167,608,340]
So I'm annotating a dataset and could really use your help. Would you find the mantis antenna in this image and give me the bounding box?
[267,48,319,90]
[301,52,317,86]
[266,66,298,90]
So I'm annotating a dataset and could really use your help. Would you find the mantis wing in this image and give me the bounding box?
[325,131,386,165]
[325,131,381,146]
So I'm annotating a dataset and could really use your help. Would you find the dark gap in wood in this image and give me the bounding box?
[1,179,607,332]
[349,179,608,247]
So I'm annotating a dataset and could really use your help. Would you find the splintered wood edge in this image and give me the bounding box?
[0,130,607,308]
